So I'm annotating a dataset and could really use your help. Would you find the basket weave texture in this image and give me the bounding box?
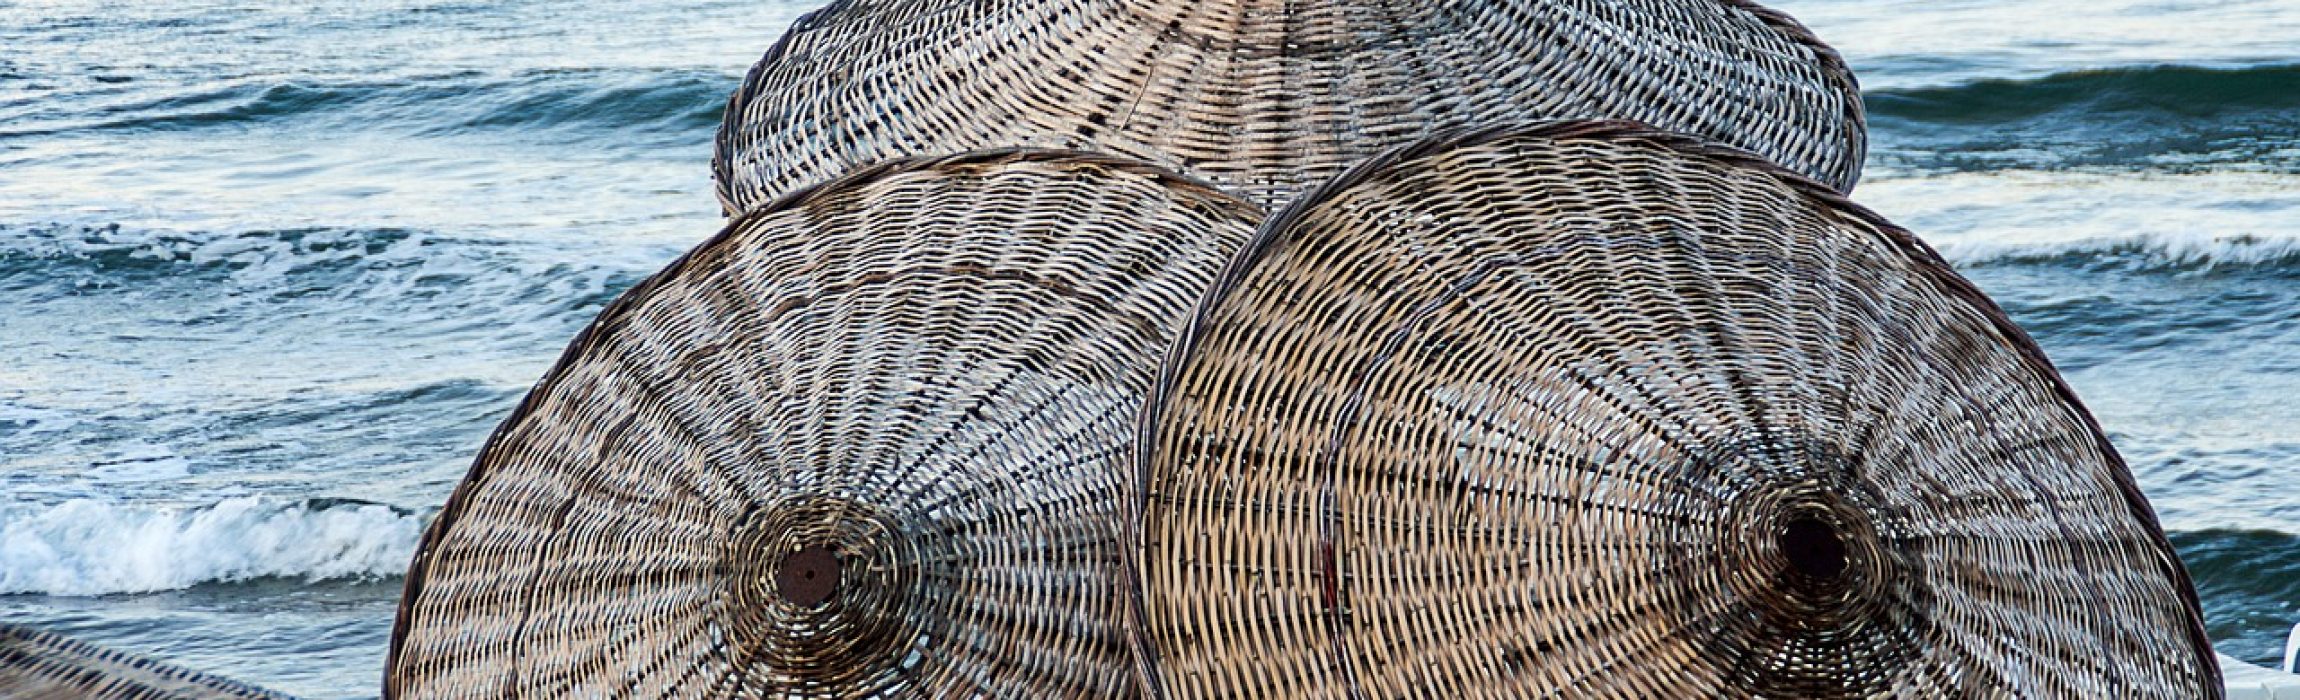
[0,623,293,700]
[1127,121,2219,698]
[712,0,1865,215]
[386,150,1258,698]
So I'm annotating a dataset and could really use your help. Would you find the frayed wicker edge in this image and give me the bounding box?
[709,0,852,217]
[1712,0,1869,192]
[1122,119,2216,696]
[0,623,297,700]
[386,147,1259,698]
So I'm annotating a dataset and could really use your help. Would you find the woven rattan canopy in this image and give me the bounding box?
[1126,121,2218,697]
[712,0,1865,215]
[386,150,1258,697]
[0,623,291,700]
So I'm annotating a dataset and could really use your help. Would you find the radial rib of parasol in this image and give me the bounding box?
[712,0,1865,215]
[1127,120,2218,698]
[387,150,1259,698]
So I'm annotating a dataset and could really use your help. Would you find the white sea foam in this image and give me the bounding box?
[0,497,426,596]
[1854,169,2300,269]
[1933,230,2300,268]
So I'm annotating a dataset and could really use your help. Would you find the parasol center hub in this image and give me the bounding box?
[776,544,842,607]
[1779,515,1847,581]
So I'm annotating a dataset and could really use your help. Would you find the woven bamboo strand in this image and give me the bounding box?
[1128,120,2219,698]
[0,623,295,700]
[713,0,1865,215]
[386,149,1259,698]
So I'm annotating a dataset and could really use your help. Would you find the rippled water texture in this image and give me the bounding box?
[2,1,2295,696]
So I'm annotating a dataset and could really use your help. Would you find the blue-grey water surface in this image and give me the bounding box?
[2,1,2295,696]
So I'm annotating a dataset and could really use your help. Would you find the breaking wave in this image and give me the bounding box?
[0,68,731,141]
[1934,231,2300,272]
[0,497,427,596]
[1868,63,2300,125]
[1864,63,2300,171]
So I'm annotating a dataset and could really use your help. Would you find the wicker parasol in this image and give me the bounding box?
[386,150,1258,697]
[712,0,1866,215]
[0,623,293,700]
[1127,121,2219,697]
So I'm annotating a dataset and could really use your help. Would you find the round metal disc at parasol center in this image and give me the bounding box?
[386,149,1258,698]
[1128,121,2219,698]
[712,0,1866,215]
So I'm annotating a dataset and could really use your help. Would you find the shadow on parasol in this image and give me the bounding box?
[712,0,1866,215]
[385,149,1258,697]
[1127,120,2219,698]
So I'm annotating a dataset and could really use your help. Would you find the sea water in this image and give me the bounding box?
[1,0,2294,696]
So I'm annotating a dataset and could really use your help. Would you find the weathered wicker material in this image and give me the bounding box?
[0,623,293,700]
[712,0,1865,215]
[1128,121,2218,698]
[386,150,1258,698]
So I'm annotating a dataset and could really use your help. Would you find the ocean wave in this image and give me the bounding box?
[1863,64,2300,172]
[0,222,646,312]
[2170,528,2300,666]
[1868,63,2300,124]
[1850,168,2300,274]
[1,68,731,141]
[1937,232,2300,272]
[0,220,656,383]
[0,496,426,596]
[0,223,417,283]
[2174,528,2300,587]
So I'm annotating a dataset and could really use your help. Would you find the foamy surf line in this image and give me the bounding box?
[0,496,426,596]
[1936,232,2300,269]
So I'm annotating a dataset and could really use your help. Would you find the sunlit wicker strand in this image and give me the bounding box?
[386,149,1259,698]
[1127,120,2218,698]
[712,0,1865,215]
[0,623,295,700]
